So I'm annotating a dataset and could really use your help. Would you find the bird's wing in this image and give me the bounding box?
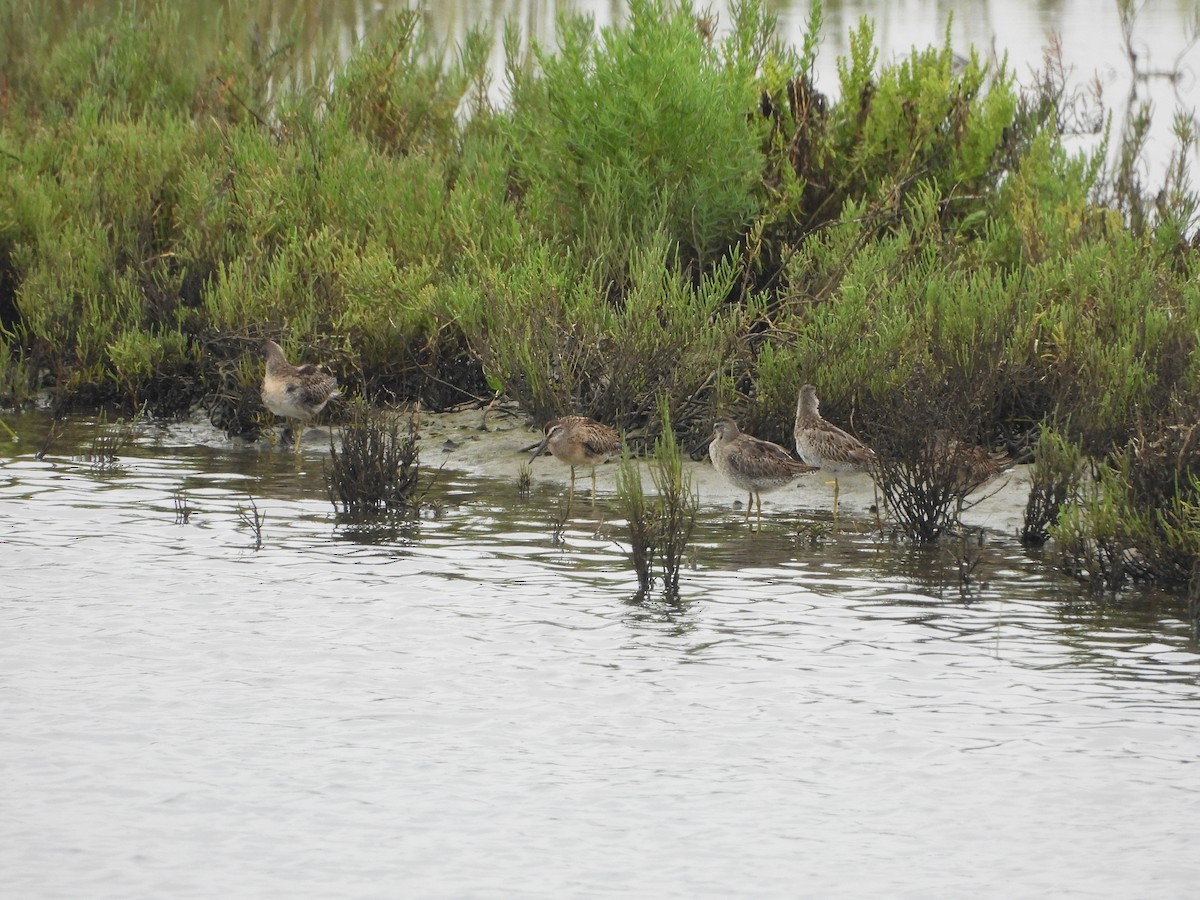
[582,430,621,457]
[286,374,338,406]
[741,437,817,477]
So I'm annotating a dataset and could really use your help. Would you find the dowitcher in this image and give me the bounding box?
[529,415,621,509]
[793,383,877,515]
[930,431,1014,493]
[260,339,339,449]
[709,417,817,526]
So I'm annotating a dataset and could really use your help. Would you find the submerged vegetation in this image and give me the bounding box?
[0,0,1198,588]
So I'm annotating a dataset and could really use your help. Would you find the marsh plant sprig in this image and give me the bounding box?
[326,400,421,516]
[0,416,18,443]
[82,406,145,471]
[236,495,265,550]
[516,460,533,498]
[173,488,193,525]
[615,400,699,599]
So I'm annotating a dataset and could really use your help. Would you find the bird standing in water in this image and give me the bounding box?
[529,415,621,512]
[793,383,876,516]
[260,339,339,450]
[709,417,817,527]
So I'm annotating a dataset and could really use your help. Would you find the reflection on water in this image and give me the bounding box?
[1,411,1199,898]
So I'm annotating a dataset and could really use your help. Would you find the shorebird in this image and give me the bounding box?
[709,417,817,526]
[931,431,1014,493]
[793,383,877,516]
[260,339,339,449]
[529,415,621,510]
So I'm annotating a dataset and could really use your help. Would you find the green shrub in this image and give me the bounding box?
[329,11,492,157]
[503,0,765,272]
[451,228,750,428]
[1021,426,1087,546]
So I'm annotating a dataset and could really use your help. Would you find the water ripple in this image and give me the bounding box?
[2,426,1200,899]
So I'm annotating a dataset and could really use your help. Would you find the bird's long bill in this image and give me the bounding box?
[528,434,550,463]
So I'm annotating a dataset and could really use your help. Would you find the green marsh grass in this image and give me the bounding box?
[615,401,699,599]
[1021,426,1087,546]
[172,487,192,525]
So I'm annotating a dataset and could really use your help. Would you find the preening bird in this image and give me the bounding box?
[260,339,339,449]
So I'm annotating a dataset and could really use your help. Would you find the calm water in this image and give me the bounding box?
[10,5,1200,895]
[2,411,1199,898]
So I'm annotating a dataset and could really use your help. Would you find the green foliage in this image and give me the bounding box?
[451,229,750,427]
[5,2,193,123]
[615,398,699,598]
[107,325,189,404]
[503,0,764,270]
[1007,235,1200,453]
[1053,417,1200,589]
[833,20,1014,188]
[329,11,492,157]
[0,335,34,406]
[0,0,281,128]
[756,12,1020,256]
[1021,426,1088,545]
[987,129,1109,266]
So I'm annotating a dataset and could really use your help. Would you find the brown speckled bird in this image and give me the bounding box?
[260,340,339,449]
[931,431,1014,493]
[793,383,876,515]
[709,417,817,526]
[529,415,621,510]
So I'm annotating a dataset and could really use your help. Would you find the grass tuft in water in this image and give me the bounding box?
[615,399,699,598]
[326,400,420,516]
[172,488,192,525]
[82,407,143,470]
[236,495,265,550]
[516,460,532,498]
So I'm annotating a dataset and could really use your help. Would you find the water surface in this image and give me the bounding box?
[2,413,1199,898]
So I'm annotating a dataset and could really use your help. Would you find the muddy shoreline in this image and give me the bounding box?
[405,404,1034,537]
